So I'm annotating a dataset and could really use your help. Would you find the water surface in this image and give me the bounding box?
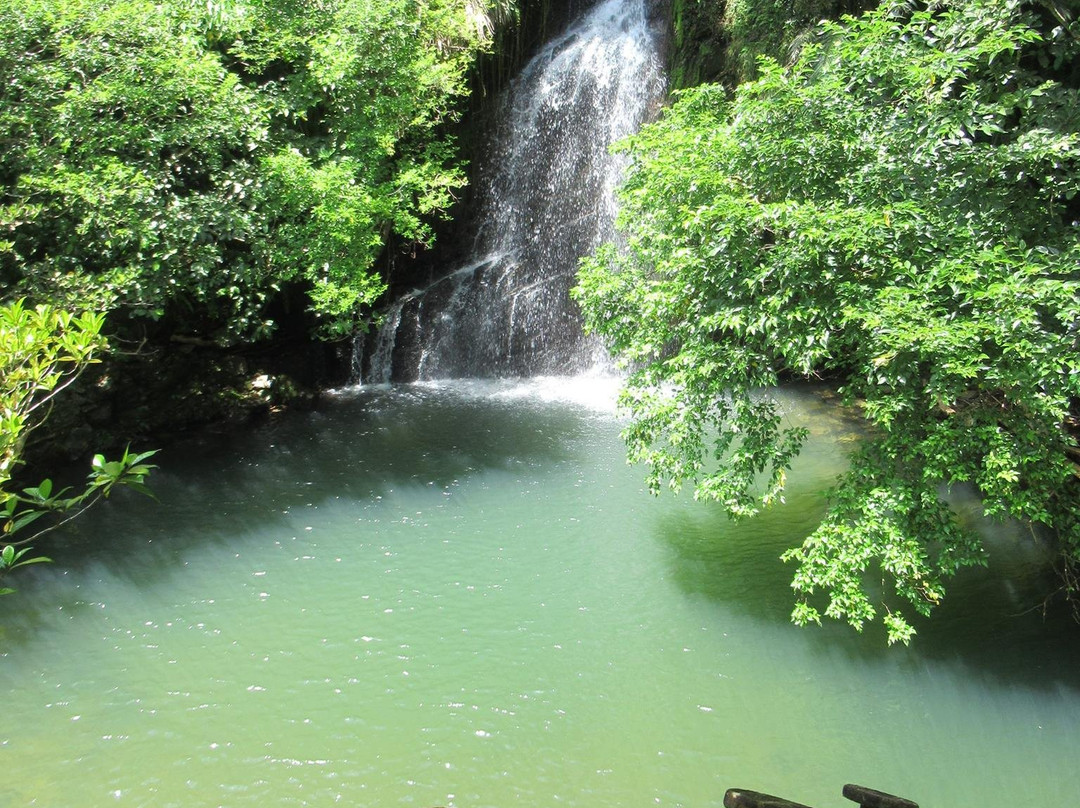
[1,378,1078,807]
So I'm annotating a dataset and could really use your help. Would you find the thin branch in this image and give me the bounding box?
[22,363,92,418]
[4,489,106,547]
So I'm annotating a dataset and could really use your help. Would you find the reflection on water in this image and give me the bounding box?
[1,379,1078,807]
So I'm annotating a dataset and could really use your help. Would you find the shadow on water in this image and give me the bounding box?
[655,480,1080,694]
[10,378,1080,698]
[1,383,599,632]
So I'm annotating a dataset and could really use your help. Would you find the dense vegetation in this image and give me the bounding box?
[0,0,502,584]
[1,0,498,342]
[577,0,1080,642]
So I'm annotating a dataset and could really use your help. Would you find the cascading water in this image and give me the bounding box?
[362,0,666,382]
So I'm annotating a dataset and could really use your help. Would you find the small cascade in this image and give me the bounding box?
[361,0,666,383]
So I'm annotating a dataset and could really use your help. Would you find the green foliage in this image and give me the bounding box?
[0,299,158,592]
[0,545,51,596]
[0,0,497,341]
[576,0,1080,642]
[0,299,105,480]
[2,447,157,540]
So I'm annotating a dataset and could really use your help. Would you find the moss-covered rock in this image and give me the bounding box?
[668,0,876,89]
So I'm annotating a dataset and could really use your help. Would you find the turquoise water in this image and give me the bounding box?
[1,378,1078,807]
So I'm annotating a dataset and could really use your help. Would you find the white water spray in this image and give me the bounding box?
[363,0,665,382]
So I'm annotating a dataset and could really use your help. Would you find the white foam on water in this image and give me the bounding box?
[415,372,624,414]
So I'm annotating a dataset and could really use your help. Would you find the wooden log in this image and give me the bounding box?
[723,788,816,808]
[842,783,919,808]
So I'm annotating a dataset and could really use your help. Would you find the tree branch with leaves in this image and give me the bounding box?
[576,0,1080,643]
[0,299,156,593]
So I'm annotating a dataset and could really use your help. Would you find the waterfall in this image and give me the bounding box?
[363,0,666,383]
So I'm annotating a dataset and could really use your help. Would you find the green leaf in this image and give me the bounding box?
[7,509,46,534]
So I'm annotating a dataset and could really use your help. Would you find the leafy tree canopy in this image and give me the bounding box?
[1,0,497,342]
[575,0,1080,643]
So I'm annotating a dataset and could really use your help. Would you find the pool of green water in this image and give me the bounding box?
[1,378,1078,807]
